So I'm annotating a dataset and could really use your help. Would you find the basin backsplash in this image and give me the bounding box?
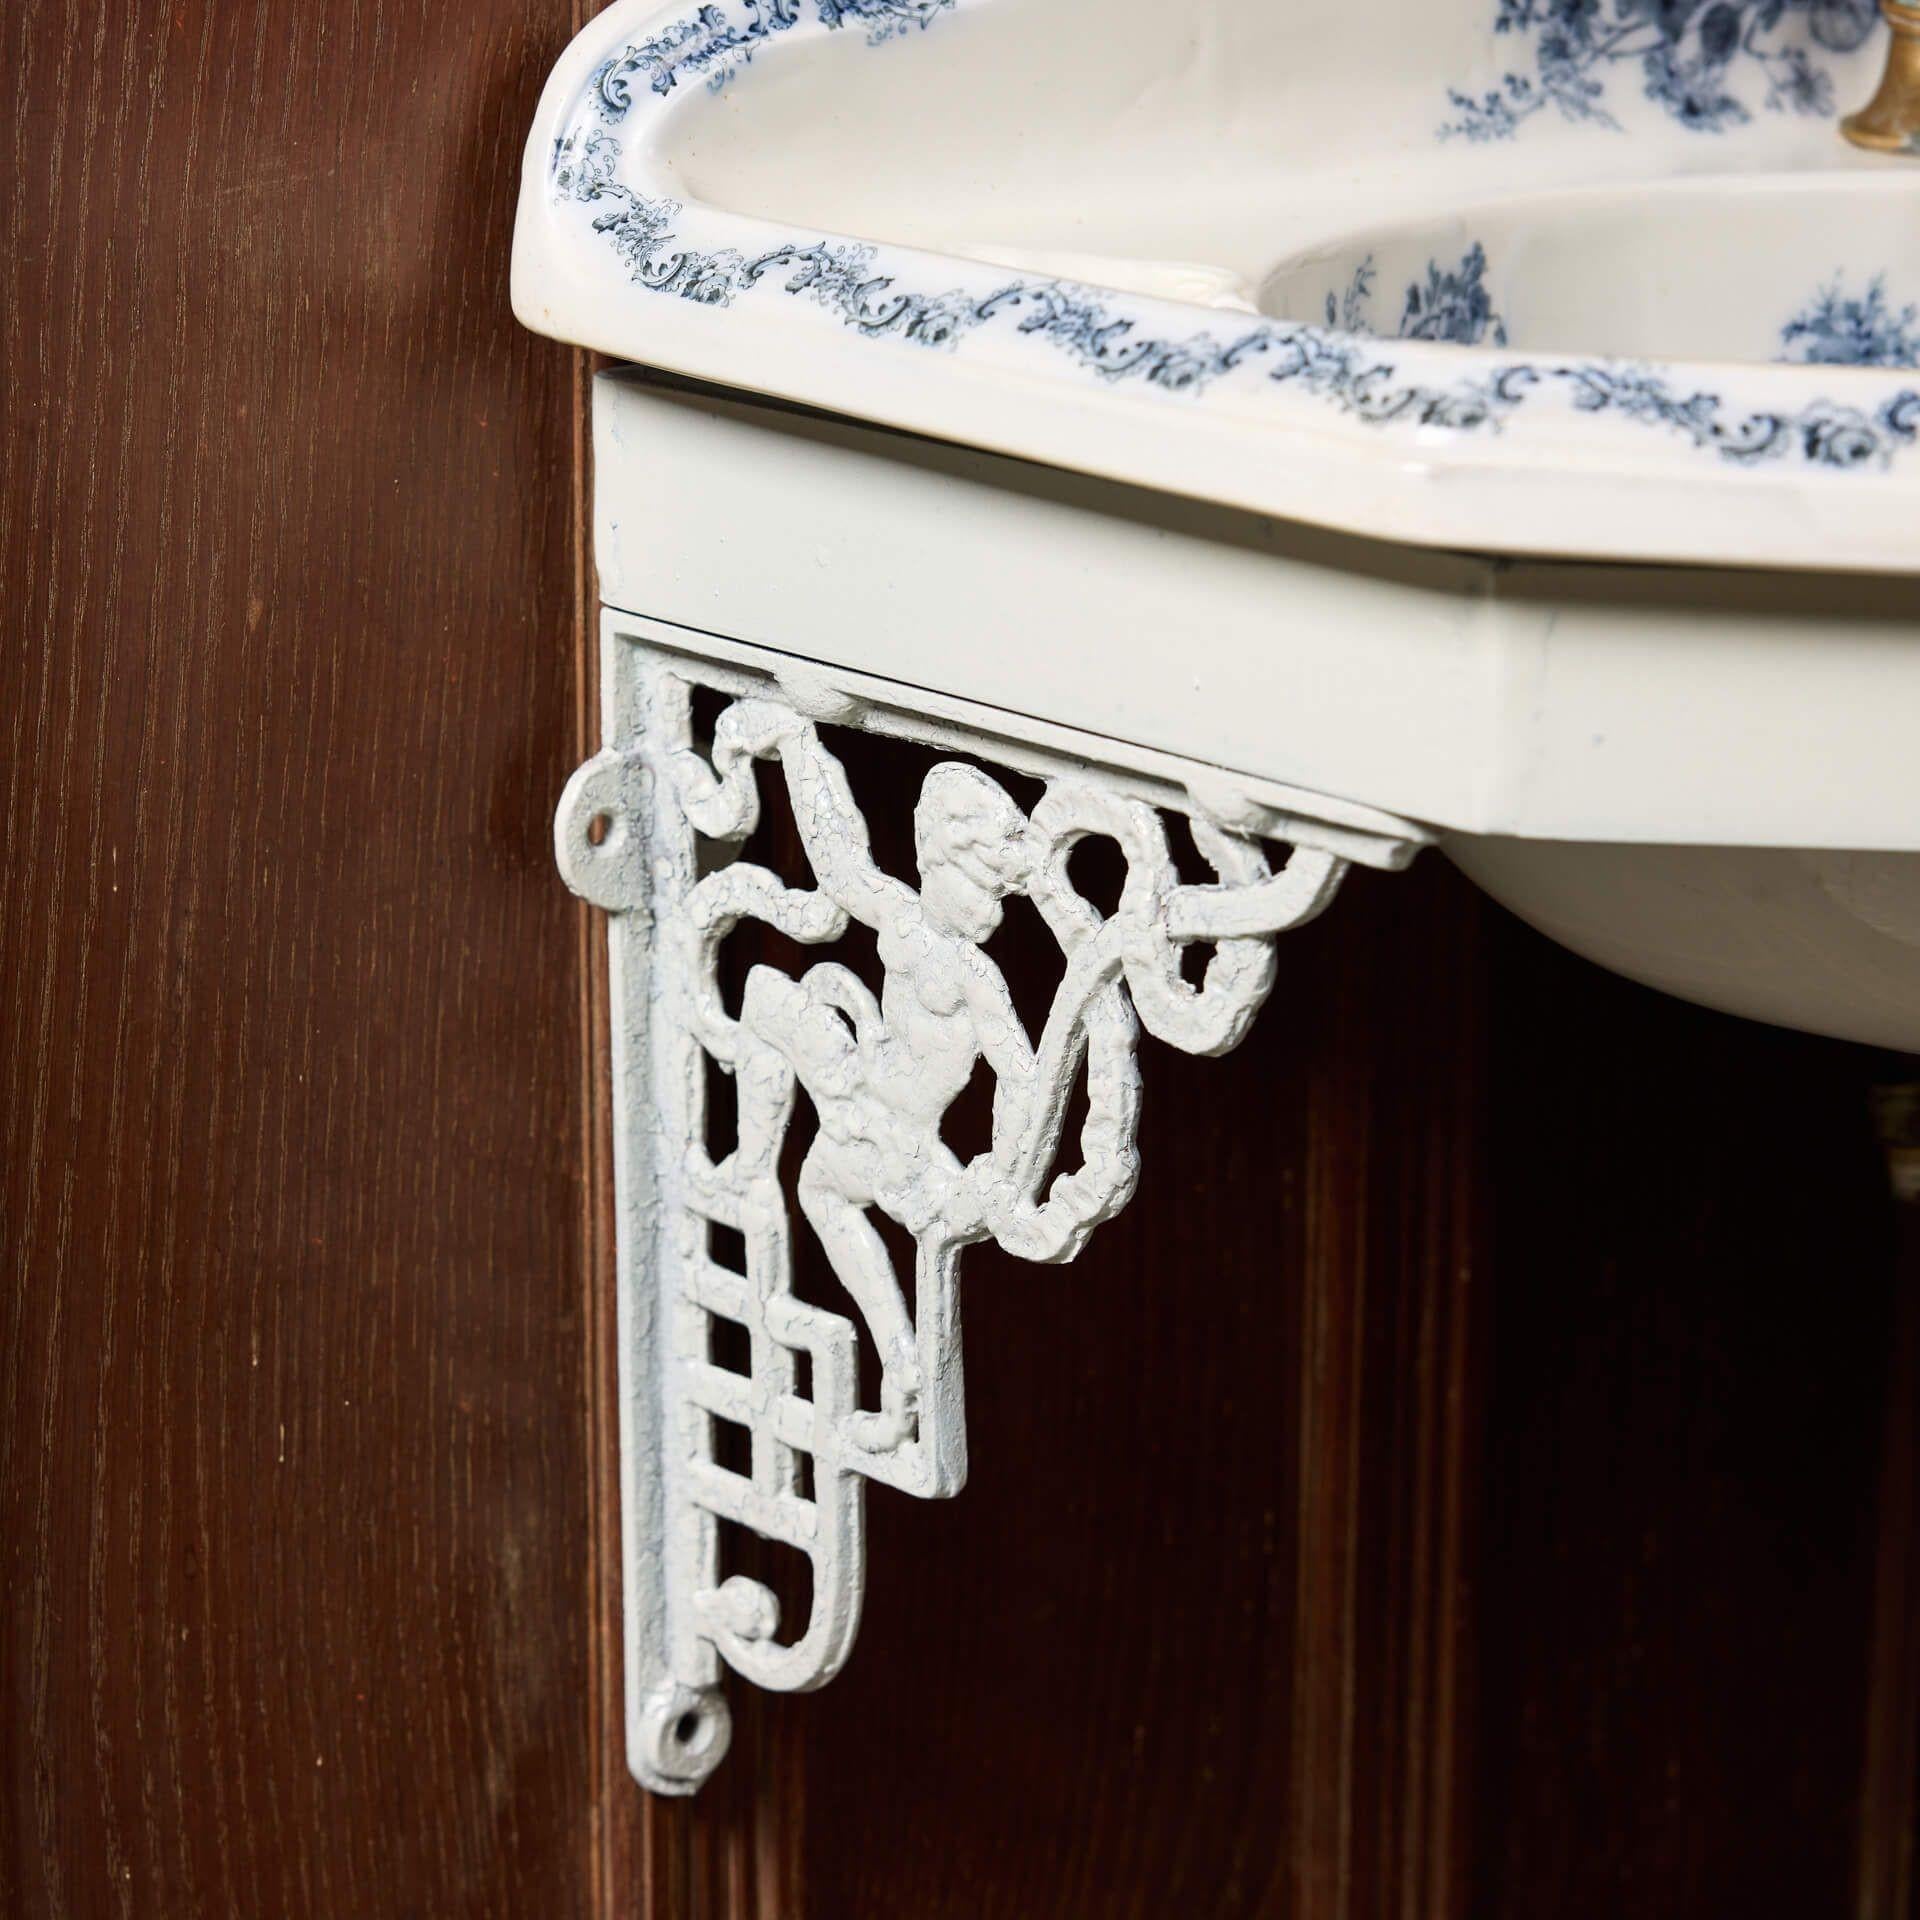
[1443,0,1882,140]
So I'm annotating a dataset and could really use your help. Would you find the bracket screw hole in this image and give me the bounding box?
[638,1683,731,1790]
[586,812,613,847]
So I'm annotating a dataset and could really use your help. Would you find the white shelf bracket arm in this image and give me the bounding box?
[555,630,1426,1795]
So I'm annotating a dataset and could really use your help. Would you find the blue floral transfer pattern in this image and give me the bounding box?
[557,130,1920,470]
[1780,276,1920,368]
[1444,0,1879,139]
[550,0,1920,475]
[1329,245,1510,347]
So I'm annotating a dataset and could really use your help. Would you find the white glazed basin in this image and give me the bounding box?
[1447,840,1920,1051]
[515,0,1920,572]
[520,3,1920,1050]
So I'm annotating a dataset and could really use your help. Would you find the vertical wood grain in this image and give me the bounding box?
[1855,1103,1920,1920]
[0,3,602,1913]
[1470,917,1902,1920]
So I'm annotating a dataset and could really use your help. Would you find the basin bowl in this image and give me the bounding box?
[1447,839,1920,1051]
[1260,175,1920,369]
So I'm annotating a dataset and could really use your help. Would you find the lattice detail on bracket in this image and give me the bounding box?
[556,630,1424,1795]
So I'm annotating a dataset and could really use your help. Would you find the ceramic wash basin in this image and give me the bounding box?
[514,0,1920,1049]
[514,0,1920,570]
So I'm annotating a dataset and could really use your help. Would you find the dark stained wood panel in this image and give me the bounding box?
[1856,1150,1920,1920]
[0,2,605,1913]
[1470,920,1905,1920]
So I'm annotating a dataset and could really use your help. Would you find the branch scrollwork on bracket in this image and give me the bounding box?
[557,641,1417,1793]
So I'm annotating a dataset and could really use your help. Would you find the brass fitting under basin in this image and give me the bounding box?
[1844,0,1920,154]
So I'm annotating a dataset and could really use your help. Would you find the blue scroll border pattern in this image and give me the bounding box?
[550,0,1920,475]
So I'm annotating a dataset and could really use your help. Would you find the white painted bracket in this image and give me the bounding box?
[556,618,1427,1795]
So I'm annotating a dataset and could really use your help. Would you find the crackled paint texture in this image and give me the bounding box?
[555,645,1382,1792]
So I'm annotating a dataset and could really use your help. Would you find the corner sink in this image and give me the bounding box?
[516,0,1920,1051]
[515,0,1920,572]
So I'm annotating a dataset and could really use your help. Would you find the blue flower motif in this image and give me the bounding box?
[1331,245,1511,348]
[1444,0,1876,138]
[1801,404,1885,464]
[1780,276,1920,368]
[1147,348,1215,391]
[1766,45,1835,110]
[1324,257,1378,333]
[1401,243,1511,346]
[1699,3,1743,61]
[1808,0,1878,49]
[1643,48,1749,127]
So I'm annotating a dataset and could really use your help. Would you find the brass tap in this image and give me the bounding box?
[1843,0,1920,154]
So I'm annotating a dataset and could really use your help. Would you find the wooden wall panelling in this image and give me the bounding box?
[1,3,610,1912]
